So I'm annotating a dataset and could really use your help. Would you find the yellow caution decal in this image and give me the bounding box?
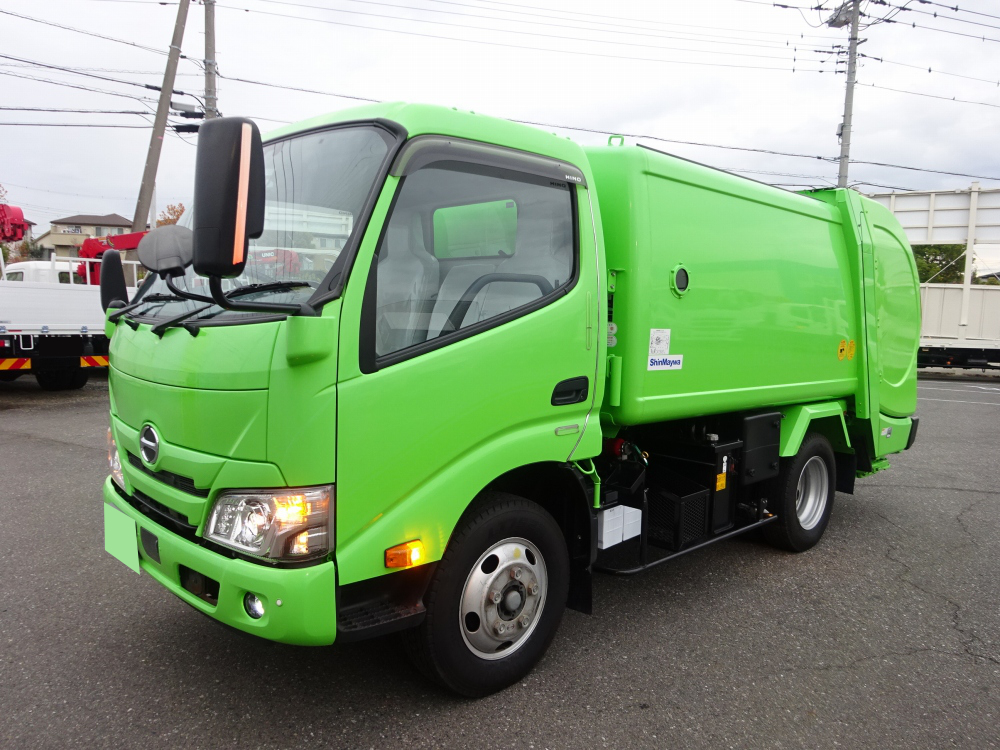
[0,357,31,371]
[80,356,109,368]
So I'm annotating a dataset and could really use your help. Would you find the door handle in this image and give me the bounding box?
[551,376,589,406]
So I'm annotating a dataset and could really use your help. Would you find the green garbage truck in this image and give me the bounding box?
[100,103,920,697]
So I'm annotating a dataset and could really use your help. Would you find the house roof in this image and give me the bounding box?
[51,213,132,227]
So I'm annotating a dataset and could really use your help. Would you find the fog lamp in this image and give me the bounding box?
[107,427,125,489]
[244,592,265,619]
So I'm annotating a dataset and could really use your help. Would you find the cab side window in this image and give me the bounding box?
[373,164,575,359]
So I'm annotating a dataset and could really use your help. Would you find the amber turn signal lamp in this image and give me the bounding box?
[385,540,424,568]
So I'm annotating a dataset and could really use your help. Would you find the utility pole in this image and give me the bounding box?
[131,0,191,233]
[204,0,219,119]
[831,0,861,189]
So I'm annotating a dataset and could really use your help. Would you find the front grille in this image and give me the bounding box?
[127,452,210,498]
[128,487,199,540]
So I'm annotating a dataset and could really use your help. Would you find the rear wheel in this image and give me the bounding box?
[763,432,835,552]
[405,492,569,697]
[35,368,89,391]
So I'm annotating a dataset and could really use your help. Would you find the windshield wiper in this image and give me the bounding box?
[108,293,187,323]
[150,302,216,338]
[227,281,312,298]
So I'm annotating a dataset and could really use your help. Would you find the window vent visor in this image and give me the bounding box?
[390,135,586,188]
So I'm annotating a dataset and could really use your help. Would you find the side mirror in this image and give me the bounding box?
[99,249,129,312]
[192,117,265,279]
[137,224,193,277]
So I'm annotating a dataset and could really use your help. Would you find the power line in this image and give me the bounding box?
[0,122,154,128]
[858,81,1000,109]
[251,0,841,60]
[0,70,161,105]
[215,3,840,72]
[0,107,153,115]
[213,72,1000,181]
[876,14,1000,43]
[0,182,132,200]
[0,53,199,98]
[439,0,840,38]
[858,52,1000,87]
[343,0,838,47]
[914,0,1000,23]
[0,8,168,56]
[872,0,1000,32]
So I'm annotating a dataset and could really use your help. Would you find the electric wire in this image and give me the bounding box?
[0,107,155,115]
[0,53,197,98]
[439,0,839,38]
[249,0,839,61]
[0,122,154,128]
[258,0,834,53]
[0,8,168,56]
[858,52,1000,87]
[858,81,1000,109]
[215,2,839,72]
[872,1,1000,32]
[913,0,1000,23]
[209,71,1000,181]
[0,70,162,105]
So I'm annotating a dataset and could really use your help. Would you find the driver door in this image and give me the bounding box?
[335,145,601,585]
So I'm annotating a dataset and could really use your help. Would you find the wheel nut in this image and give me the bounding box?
[529,583,539,596]
[491,591,502,604]
[519,614,530,627]
[495,623,506,635]
[510,567,522,580]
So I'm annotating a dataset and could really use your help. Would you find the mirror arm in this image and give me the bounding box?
[165,274,215,304]
[208,276,306,315]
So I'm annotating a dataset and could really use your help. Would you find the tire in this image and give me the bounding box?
[67,369,89,389]
[763,432,836,552]
[405,492,570,697]
[34,368,88,391]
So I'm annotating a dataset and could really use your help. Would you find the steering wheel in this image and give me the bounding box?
[443,273,554,334]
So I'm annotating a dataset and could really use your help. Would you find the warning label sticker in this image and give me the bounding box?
[649,329,671,356]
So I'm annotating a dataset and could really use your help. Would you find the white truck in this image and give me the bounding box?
[0,254,140,389]
[869,183,1000,370]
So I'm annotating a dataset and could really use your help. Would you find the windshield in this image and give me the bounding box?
[130,124,392,323]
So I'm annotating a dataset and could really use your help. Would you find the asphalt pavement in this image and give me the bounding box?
[1,371,999,749]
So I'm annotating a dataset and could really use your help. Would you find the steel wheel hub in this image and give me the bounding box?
[796,455,829,531]
[459,537,547,660]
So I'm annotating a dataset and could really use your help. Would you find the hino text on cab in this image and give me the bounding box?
[100,104,921,696]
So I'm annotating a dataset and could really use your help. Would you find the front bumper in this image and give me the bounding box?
[103,478,338,645]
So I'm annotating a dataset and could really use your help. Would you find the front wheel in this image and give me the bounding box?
[763,432,836,552]
[405,492,569,697]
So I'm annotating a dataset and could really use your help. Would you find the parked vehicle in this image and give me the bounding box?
[100,105,920,696]
[1,253,139,389]
[917,283,1000,369]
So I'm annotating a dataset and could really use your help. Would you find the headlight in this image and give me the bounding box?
[205,485,333,561]
[107,428,125,489]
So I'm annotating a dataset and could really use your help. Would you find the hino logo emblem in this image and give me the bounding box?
[139,425,159,465]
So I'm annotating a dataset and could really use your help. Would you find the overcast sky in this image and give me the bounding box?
[3,0,999,266]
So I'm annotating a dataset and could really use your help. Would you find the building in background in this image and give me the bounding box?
[34,213,135,257]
